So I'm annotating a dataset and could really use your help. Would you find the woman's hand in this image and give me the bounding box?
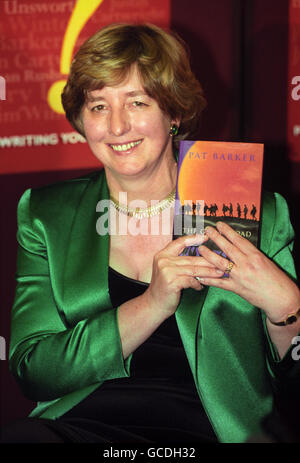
[197,222,300,323]
[118,233,224,359]
[144,234,225,318]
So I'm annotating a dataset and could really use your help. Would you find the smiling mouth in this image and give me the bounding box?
[109,139,143,152]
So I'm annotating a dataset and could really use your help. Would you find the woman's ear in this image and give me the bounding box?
[172,117,181,129]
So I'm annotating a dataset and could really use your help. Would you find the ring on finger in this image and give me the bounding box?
[225,261,234,274]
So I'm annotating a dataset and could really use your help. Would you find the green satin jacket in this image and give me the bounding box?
[9,169,299,443]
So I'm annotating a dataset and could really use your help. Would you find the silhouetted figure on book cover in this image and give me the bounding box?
[222,204,229,217]
[251,204,257,220]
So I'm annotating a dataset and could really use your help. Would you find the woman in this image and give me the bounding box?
[3,23,300,443]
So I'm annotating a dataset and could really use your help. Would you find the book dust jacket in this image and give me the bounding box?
[173,140,264,258]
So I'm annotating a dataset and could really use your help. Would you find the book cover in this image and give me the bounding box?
[173,140,264,257]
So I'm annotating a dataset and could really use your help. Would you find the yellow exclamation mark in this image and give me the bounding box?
[47,0,103,114]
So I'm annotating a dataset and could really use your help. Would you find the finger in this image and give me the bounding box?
[158,259,224,281]
[204,226,244,262]
[175,264,224,279]
[162,233,208,257]
[183,276,204,291]
[198,244,238,274]
[179,274,224,292]
[216,221,257,254]
[195,275,236,291]
[172,255,216,268]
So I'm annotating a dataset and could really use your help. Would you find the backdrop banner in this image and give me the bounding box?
[0,0,170,174]
[288,0,300,161]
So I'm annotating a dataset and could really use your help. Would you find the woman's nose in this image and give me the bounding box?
[109,107,130,136]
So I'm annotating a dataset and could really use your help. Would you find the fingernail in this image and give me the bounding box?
[216,270,224,274]
[185,234,206,246]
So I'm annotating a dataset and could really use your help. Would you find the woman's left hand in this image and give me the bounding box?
[197,222,300,323]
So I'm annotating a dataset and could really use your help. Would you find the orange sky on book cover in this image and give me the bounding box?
[178,141,263,219]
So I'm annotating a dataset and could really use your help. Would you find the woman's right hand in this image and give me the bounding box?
[144,234,225,318]
[118,234,225,359]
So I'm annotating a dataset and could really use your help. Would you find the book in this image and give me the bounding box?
[173,140,264,258]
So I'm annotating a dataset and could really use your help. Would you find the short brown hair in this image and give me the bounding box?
[61,23,206,146]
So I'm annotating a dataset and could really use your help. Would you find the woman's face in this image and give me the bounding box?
[81,66,177,180]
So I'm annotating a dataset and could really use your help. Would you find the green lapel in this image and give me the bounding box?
[175,287,208,383]
[62,171,112,324]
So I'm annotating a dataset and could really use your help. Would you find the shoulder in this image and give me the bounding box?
[18,170,105,218]
[31,169,104,201]
[261,189,293,229]
[260,190,294,255]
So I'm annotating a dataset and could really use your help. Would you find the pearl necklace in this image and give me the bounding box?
[110,189,176,219]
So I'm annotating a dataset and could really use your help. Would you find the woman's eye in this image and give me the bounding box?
[132,101,147,107]
[91,104,105,112]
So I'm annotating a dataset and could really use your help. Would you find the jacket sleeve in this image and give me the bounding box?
[260,192,300,396]
[9,189,131,402]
